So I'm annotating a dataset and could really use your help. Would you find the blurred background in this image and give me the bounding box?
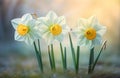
[0,0,120,78]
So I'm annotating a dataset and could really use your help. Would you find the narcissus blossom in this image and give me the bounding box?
[11,13,40,45]
[75,16,106,48]
[37,11,69,45]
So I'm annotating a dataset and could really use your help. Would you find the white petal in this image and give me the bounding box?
[78,18,89,28]
[55,34,64,42]
[29,29,41,40]
[77,35,86,46]
[24,34,34,45]
[39,25,49,35]
[47,35,55,45]
[11,18,21,29]
[15,32,35,45]
[88,16,98,26]
[72,26,85,38]
[42,32,55,45]
[92,34,102,45]
[56,16,66,26]
[14,31,25,41]
[33,26,42,38]
[46,11,58,24]
[86,40,93,49]
[27,19,36,28]
[21,13,33,25]
[96,25,107,36]
[37,17,50,26]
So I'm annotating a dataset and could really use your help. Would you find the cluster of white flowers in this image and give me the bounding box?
[11,11,106,48]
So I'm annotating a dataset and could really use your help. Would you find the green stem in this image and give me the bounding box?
[91,41,107,72]
[76,46,80,74]
[51,44,56,71]
[68,33,76,72]
[37,39,43,72]
[64,47,67,70]
[48,46,53,70]
[60,42,65,70]
[33,41,43,72]
[88,48,94,74]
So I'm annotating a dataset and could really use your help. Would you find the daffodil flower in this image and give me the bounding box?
[73,16,107,74]
[11,13,40,45]
[37,11,69,45]
[75,16,107,48]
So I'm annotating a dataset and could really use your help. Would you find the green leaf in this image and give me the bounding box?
[60,42,65,70]
[51,44,56,71]
[33,41,43,72]
[76,46,80,74]
[88,47,94,74]
[68,33,76,71]
[37,39,43,72]
[48,45,53,70]
[91,40,107,72]
[64,47,67,70]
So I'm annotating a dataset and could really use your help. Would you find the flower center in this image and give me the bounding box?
[85,28,96,40]
[17,24,29,36]
[50,24,62,36]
